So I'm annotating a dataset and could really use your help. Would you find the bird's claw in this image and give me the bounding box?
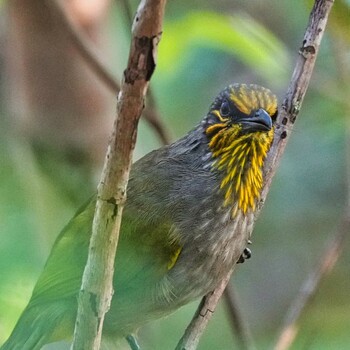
[237,242,252,264]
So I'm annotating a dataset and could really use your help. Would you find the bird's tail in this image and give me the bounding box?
[1,304,67,350]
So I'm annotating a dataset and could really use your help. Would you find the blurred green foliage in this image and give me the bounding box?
[1,0,350,349]
[158,12,289,85]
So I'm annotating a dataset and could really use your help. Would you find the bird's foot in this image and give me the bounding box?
[126,334,141,350]
[237,240,252,264]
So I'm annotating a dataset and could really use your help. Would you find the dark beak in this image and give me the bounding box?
[240,109,272,132]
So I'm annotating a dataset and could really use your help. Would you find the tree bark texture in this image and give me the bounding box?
[71,0,167,349]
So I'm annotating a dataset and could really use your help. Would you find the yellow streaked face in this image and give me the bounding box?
[205,84,278,216]
[205,84,278,137]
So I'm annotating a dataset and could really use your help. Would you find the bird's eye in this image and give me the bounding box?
[220,100,230,117]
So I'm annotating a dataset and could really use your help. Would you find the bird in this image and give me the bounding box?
[1,83,278,350]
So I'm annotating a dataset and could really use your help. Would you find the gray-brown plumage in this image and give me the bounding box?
[1,84,277,350]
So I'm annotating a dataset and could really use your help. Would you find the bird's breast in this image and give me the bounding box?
[167,206,254,304]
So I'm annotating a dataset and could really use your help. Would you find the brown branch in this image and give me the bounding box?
[224,285,255,350]
[71,0,167,349]
[175,275,232,350]
[274,28,350,350]
[118,0,172,145]
[48,0,171,145]
[175,1,335,349]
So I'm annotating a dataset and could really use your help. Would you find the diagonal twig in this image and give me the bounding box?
[223,285,255,350]
[175,275,232,350]
[119,0,134,24]
[273,212,349,350]
[48,0,119,93]
[48,0,171,145]
[175,1,335,349]
[274,27,350,350]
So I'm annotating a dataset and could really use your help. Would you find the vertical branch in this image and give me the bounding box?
[175,1,335,349]
[71,0,167,349]
[118,0,172,145]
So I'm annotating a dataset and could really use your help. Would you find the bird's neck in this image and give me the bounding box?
[208,127,274,217]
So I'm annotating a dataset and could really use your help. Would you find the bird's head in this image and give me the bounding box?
[204,84,278,216]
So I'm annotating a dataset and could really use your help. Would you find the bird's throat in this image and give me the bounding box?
[208,127,274,217]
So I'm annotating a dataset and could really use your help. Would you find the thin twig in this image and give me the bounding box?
[71,0,167,349]
[273,213,349,350]
[274,28,350,350]
[119,0,134,24]
[48,0,171,145]
[175,1,335,349]
[48,0,119,93]
[175,275,232,350]
[143,98,172,145]
[224,285,255,350]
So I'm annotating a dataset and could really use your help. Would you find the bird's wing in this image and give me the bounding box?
[114,211,181,292]
[112,149,184,293]
[28,147,187,309]
[29,190,181,307]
